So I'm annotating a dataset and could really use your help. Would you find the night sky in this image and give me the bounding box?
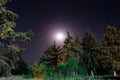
[7,0,120,65]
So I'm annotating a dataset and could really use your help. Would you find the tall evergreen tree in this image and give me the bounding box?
[72,34,82,58]
[98,25,120,74]
[0,0,32,75]
[42,41,62,70]
[81,31,99,75]
[58,32,74,64]
[72,35,81,63]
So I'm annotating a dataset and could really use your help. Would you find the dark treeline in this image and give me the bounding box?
[31,25,120,79]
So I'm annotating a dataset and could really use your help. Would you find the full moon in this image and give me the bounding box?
[56,33,65,41]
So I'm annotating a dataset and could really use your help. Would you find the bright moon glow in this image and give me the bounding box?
[56,33,64,41]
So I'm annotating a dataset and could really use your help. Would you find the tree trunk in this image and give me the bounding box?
[91,70,94,76]
[114,71,116,76]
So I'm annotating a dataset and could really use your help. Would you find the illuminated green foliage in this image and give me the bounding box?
[0,0,32,76]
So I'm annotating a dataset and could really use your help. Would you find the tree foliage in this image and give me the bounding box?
[98,25,120,74]
[0,0,32,76]
[35,25,120,79]
[80,31,99,75]
[41,41,62,70]
[60,32,74,63]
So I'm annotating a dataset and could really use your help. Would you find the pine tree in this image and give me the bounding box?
[98,25,120,74]
[58,32,74,64]
[0,0,32,76]
[81,31,99,75]
[42,41,62,70]
[72,34,82,52]
[72,34,82,58]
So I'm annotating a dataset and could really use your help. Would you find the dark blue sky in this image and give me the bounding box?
[7,0,120,65]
